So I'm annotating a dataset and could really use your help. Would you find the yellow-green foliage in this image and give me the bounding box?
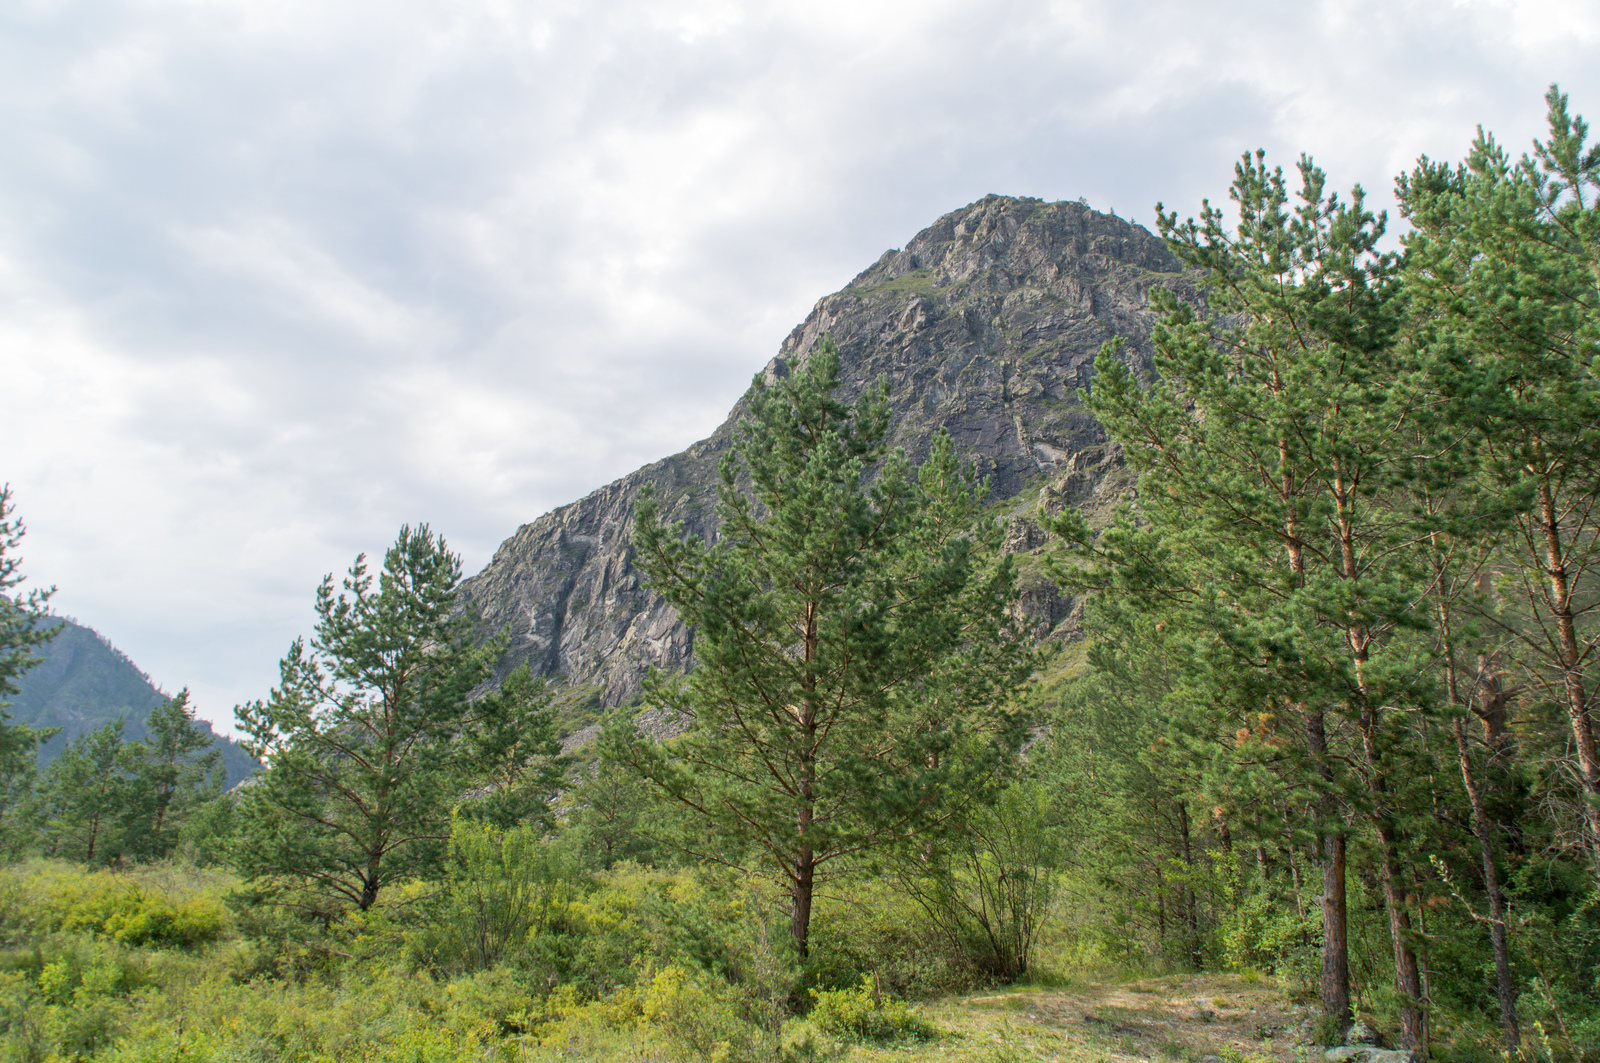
[0,858,1349,1063]
[809,975,938,1043]
[2,859,229,949]
[398,816,575,975]
[806,876,980,998]
[0,859,812,1063]
[51,964,505,1063]
[530,965,779,1063]
[61,889,223,949]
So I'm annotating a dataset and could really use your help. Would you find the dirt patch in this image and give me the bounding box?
[949,973,1313,1062]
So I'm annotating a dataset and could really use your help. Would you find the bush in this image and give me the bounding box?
[807,877,977,998]
[525,964,779,1063]
[1217,885,1318,988]
[808,974,937,1042]
[0,934,151,1062]
[400,816,579,976]
[639,964,776,1062]
[895,783,1063,982]
[61,886,224,949]
[1,860,230,951]
[555,864,760,994]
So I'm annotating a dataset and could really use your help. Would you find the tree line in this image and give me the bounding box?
[0,489,234,865]
[1047,85,1600,1055]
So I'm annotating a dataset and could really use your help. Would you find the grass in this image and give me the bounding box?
[849,269,942,299]
[550,683,607,739]
[1,858,1327,1063]
[762,973,1309,1063]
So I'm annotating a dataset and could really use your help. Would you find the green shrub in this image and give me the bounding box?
[401,816,579,976]
[526,964,779,1063]
[440,966,539,1034]
[806,877,976,999]
[1217,887,1318,989]
[808,974,937,1042]
[639,964,776,1062]
[1,860,231,951]
[62,886,224,949]
[556,864,754,994]
[895,782,1063,982]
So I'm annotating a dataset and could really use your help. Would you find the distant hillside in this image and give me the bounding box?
[7,618,258,788]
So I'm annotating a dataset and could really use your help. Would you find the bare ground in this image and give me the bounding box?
[838,973,1317,1063]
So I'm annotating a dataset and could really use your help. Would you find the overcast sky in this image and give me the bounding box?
[1,0,1595,735]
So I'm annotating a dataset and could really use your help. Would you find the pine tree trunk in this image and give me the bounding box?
[359,850,382,911]
[1286,846,1306,921]
[151,803,167,847]
[1534,476,1600,886]
[1455,719,1521,1052]
[1288,469,1351,1025]
[790,602,819,959]
[1307,708,1350,1027]
[790,844,814,959]
[1156,867,1166,940]
[1338,480,1424,1051]
[1319,832,1350,1026]
[1356,665,1426,1051]
[1442,608,1521,1053]
[1374,825,1426,1049]
[1177,800,1201,969]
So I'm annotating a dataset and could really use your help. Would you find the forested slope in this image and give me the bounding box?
[11,618,258,787]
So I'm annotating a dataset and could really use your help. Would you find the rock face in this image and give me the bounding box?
[460,195,1188,704]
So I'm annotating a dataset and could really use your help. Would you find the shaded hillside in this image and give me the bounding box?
[462,195,1191,705]
[9,618,259,788]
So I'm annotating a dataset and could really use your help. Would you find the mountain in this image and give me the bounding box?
[461,195,1190,707]
[8,618,259,788]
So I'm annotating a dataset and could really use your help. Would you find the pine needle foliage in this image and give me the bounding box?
[610,338,1031,958]
[234,525,555,915]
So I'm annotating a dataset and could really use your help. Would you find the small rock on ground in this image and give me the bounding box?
[1324,1047,1414,1063]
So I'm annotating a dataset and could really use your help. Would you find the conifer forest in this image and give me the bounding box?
[1,89,1598,1063]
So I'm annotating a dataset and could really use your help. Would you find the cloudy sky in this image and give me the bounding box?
[1,0,1595,734]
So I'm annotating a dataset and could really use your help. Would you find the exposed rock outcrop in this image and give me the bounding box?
[461,195,1189,703]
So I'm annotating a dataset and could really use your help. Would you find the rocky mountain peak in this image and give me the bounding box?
[460,195,1189,706]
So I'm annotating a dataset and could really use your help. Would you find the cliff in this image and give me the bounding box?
[460,195,1188,704]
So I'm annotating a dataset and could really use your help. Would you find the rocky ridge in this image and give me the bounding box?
[460,195,1191,705]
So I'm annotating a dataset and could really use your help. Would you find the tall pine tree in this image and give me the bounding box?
[1399,86,1600,890]
[1055,153,1442,1045]
[125,690,225,859]
[0,486,60,855]
[608,338,1031,959]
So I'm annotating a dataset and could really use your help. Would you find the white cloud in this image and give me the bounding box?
[180,220,453,350]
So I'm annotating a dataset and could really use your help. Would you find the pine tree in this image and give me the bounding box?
[1054,153,1442,1044]
[0,485,60,854]
[235,525,553,914]
[607,339,1031,959]
[1399,86,1600,890]
[0,485,56,701]
[454,665,566,832]
[39,720,135,863]
[124,689,225,859]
